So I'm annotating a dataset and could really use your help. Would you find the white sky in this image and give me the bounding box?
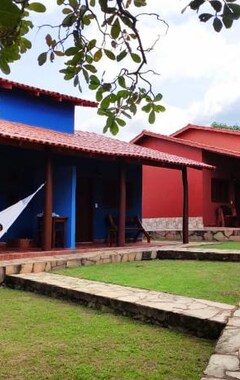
[2,0,240,141]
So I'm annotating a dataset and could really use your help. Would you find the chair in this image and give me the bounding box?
[216,204,240,227]
[106,215,151,246]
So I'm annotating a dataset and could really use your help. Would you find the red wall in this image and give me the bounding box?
[140,137,203,218]
[175,128,240,151]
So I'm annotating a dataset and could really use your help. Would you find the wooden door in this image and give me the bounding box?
[76,177,93,243]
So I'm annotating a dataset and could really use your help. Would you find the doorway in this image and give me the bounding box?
[76,176,93,243]
[234,180,240,216]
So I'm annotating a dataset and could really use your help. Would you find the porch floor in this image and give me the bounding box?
[0,240,175,261]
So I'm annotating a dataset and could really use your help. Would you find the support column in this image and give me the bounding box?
[118,163,126,246]
[43,156,53,251]
[182,166,189,244]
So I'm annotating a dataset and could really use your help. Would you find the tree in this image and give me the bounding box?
[1,0,240,134]
[211,121,240,130]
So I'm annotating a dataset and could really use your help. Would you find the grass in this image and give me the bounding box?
[54,260,240,305]
[197,241,240,250]
[0,287,214,380]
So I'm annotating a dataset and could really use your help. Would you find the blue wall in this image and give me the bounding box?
[54,165,76,248]
[0,89,75,133]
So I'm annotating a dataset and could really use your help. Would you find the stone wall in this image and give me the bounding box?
[143,216,204,231]
[151,228,240,242]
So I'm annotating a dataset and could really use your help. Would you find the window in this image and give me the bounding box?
[211,178,229,203]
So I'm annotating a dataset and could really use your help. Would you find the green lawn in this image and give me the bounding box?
[0,287,213,380]
[55,260,240,305]
[198,241,240,250]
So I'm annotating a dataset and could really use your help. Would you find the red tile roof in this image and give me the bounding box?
[171,123,240,138]
[132,128,240,159]
[0,119,213,170]
[0,78,98,108]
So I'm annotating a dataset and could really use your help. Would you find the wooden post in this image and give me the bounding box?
[182,167,189,244]
[43,156,53,251]
[118,163,126,246]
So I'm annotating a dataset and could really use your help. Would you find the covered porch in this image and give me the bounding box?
[0,120,212,251]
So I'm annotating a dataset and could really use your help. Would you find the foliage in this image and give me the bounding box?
[211,121,240,130]
[183,0,240,32]
[1,1,240,134]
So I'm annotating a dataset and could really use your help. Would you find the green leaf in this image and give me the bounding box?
[222,16,234,28]
[90,75,100,85]
[111,18,121,39]
[104,49,115,60]
[154,93,163,102]
[130,53,141,63]
[38,52,47,66]
[27,2,46,12]
[54,50,65,57]
[65,47,79,56]
[118,76,126,88]
[88,39,97,51]
[94,49,102,62]
[62,13,76,27]
[148,110,155,124]
[134,0,147,6]
[199,13,214,22]
[116,118,126,127]
[63,8,72,14]
[117,50,128,62]
[228,3,240,18]
[83,64,97,73]
[153,104,166,113]
[45,34,52,47]
[111,121,119,135]
[100,95,111,109]
[0,0,21,28]
[69,0,78,8]
[210,1,222,13]
[213,16,223,31]
[0,55,10,74]
[90,0,96,5]
[142,103,152,113]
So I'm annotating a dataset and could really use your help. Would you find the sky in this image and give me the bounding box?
[2,0,240,141]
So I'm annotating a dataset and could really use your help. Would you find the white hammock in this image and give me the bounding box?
[0,183,45,239]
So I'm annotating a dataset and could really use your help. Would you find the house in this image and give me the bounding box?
[0,79,210,249]
[132,124,240,240]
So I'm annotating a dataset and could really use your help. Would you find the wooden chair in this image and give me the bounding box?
[106,215,151,246]
[216,204,240,227]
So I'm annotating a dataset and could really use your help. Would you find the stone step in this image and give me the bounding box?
[5,272,235,339]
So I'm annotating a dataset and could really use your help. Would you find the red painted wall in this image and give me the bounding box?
[136,129,240,226]
[139,137,203,218]
[175,128,240,152]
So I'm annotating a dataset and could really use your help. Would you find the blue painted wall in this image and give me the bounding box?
[54,165,76,248]
[0,88,74,133]
[0,146,142,246]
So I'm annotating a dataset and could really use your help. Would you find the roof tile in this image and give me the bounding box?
[0,119,212,170]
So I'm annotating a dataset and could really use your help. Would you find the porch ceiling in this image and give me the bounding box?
[0,119,214,171]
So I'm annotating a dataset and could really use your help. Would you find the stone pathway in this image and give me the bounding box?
[2,244,240,379]
[5,272,234,339]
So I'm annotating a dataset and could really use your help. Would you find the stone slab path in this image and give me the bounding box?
[2,244,240,379]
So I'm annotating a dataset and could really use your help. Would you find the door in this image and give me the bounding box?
[76,177,93,243]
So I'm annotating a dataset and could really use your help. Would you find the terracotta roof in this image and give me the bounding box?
[132,129,240,159]
[0,119,213,170]
[0,78,98,108]
[171,123,240,138]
